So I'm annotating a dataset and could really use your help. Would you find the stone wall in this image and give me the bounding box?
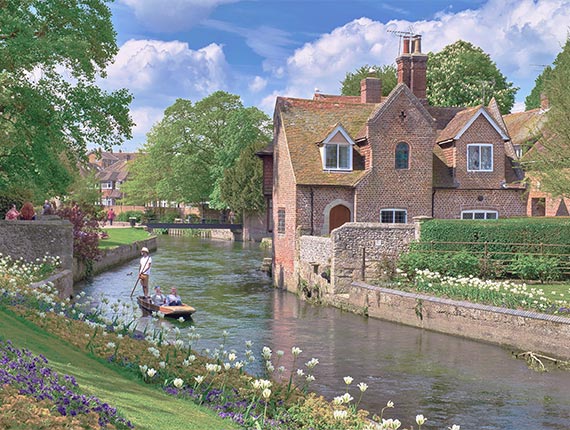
[0,219,73,271]
[332,281,570,360]
[330,222,416,293]
[299,235,332,264]
[73,236,157,282]
[297,235,333,298]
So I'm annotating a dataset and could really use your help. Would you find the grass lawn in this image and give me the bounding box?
[100,228,153,249]
[0,307,239,430]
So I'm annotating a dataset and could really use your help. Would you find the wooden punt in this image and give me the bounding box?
[137,296,196,318]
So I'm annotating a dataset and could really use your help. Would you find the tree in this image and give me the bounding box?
[525,66,553,110]
[521,38,570,197]
[220,140,267,215]
[340,65,397,96]
[0,0,133,202]
[123,92,271,210]
[427,40,517,114]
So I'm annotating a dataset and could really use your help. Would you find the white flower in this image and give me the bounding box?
[292,346,302,356]
[228,352,237,361]
[147,368,157,378]
[416,415,427,426]
[262,346,272,359]
[357,382,368,392]
[139,364,148,374]
[262,388,271,400]
[341,393,353,404]
[305,358,319,368]
[106,342,116,349]
[276,350,284,357]
[194,375,204,384]
[296,369,305,376]
[333,410,348,420]
[305,374,315,382]
[159,361,166,368]
[343,376,353,385]
[173,378,184,388]
[380,418,401,430]
[386,400,394,408]
[449,426,460,430]
[178,317,185,322]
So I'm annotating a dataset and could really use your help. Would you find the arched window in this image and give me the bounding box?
[395,142,409,169]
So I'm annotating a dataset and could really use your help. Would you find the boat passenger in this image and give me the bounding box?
[167,287,182,306]
[151,286,166,306]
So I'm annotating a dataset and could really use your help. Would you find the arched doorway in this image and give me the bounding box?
[329,204,350,233]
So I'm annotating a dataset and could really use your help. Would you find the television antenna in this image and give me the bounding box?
[387,26,419,55]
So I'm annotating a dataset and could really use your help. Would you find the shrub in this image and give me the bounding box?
[398,250,482,279]
[117,210,144,223]
[509,254,562,283]
[447,250,481,277]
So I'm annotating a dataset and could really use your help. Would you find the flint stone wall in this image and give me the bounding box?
[0,219,74,272]
[330,222,416,292]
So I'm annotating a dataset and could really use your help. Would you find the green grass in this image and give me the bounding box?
[0,307,240,430]
[100,228,153,249]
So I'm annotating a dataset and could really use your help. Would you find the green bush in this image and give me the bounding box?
[447,250,481,277]
[117,210,144,223]
[398,250,482,278]
[509,254,562,283]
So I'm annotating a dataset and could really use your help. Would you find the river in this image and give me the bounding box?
[76,235,570,429]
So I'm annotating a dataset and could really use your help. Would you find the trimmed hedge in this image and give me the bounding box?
[418,218,570,256]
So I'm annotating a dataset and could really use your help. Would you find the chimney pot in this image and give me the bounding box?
[402,38,410,54]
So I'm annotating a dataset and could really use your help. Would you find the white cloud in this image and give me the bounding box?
[268,0,570,109]
[104,39,229,99]
[130,106,164,139]
[249,76,267,93]
[119,0,238,32]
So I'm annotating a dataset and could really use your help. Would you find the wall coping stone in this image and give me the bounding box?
[352,280,570,325]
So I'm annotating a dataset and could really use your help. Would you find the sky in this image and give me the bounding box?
[99,0,570,152]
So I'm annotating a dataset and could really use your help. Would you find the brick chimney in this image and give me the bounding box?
[396,35,427,102]
[360,76,382,103]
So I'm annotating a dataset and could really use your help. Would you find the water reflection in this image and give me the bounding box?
[76,236,570,429]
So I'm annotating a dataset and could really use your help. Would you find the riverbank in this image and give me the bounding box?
[0,307,240,430]
[328,280,570,361]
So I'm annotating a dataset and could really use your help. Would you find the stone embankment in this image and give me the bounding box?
[329,281,570,361]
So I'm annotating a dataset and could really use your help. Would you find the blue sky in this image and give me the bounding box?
[100,0,570,151]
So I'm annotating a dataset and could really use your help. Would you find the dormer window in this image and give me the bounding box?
[467,144,493,172]
[320,124,354,171]
[325,143,351,170]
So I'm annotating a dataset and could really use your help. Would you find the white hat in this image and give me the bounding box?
[141,247,149,253]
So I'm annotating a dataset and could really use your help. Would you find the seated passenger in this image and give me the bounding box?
[151,286,166,306]
[167,287,182,306]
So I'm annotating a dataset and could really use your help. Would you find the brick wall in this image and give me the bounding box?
[272,115,299,290]
[434,189,527,219]
[454,115,507,189]
[355,89,435,222]
[296,186,354,235]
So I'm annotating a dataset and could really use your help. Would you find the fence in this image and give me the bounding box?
[413,240,570,277]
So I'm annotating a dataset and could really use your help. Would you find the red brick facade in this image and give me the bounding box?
[269,38,529,290]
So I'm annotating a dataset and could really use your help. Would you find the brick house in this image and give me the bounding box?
[503,98,570,217]
[263,36,528,290]
[88,151,138,206]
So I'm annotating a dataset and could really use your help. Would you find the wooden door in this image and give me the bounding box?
[329,205,350,233]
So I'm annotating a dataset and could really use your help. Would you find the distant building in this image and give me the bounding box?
[88,151,138,206]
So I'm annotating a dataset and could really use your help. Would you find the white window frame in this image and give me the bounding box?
[101,181,113,190]
[380,209,407,224]
[324,143,352,171]
[461,210,498,220]
[467,144,493,172]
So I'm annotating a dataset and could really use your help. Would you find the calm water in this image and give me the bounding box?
[76,236,570,429]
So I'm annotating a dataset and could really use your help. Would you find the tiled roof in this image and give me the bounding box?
[503,108,547,147]
[276,97,378,186]
[435,106,480,143]
[97,160,129,182]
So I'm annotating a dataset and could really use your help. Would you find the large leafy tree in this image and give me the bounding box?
[340,65,397,96]
[525,66,553,111]
[521,38,570,197]
[220,140,267,215]
[123,92,271,210]
[427,40,517,114]
[0,0,133,202]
